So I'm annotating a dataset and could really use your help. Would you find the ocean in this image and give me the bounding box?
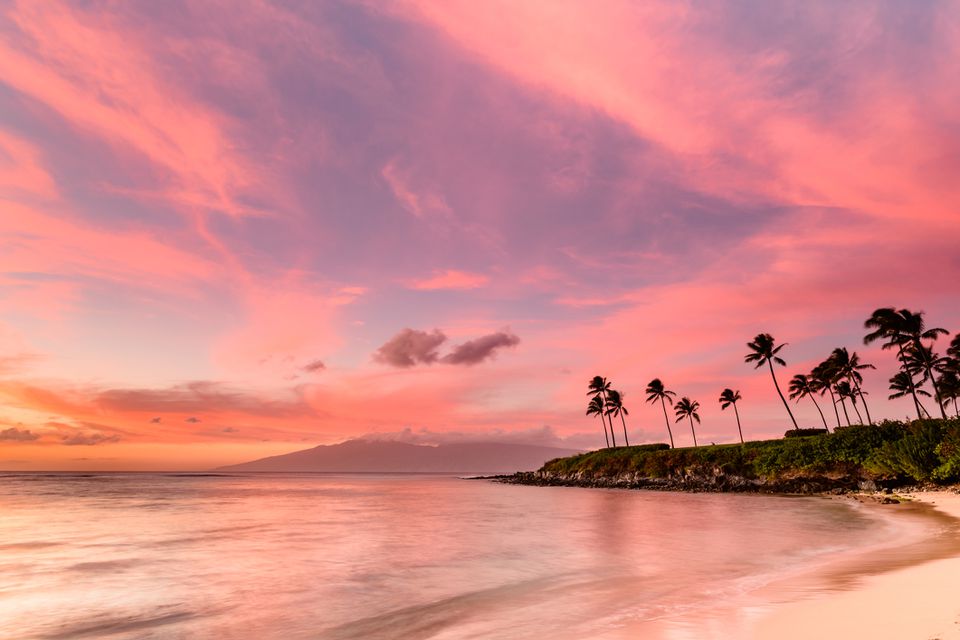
[0,473,928,639]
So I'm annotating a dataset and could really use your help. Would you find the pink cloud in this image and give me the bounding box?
[408,270,490,291]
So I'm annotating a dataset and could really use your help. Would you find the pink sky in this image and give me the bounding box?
[1,0,959,470]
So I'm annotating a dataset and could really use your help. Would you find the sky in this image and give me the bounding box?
[1,0,959,470]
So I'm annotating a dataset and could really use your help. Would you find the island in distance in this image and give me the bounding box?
[216,439,581,473]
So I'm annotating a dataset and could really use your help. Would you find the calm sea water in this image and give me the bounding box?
[0,473,914,639]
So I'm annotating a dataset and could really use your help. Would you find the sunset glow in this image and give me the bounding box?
[2,1,959,469]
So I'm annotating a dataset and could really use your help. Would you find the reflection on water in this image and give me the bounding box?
[0,474,929,639]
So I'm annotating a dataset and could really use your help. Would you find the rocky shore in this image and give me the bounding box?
[493,470,895,495]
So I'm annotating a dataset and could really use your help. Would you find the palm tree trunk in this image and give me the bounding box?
[926,367,948,419]
[850,397,864,424]
[839,397,852,427]
[808,395,829,431]
[953,397,958,418]
[768,361,799,428]
[826,388,842,429]
[896,344,924,420]
[918,398,932,419]
[601,390,617,447]
[619,413,630,447]
[733,402,744,444]
[850,377,873,425]
[917,340,948,419]
[660,397,675,448]
[688,416,698,447]
[600,417,610,448]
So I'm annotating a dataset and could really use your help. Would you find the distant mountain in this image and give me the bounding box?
[216,439,581,473]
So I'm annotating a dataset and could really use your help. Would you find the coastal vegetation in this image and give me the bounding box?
[561,307,960,492]
[586,307,960,450]
[519,419,960,492]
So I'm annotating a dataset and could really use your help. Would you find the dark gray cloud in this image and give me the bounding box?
[185,417,201,424]
[441,331,520,365]
[374,328,521,367]
[149,417,162,423]
[302,359,326,373]
[374,328,447,367]
[222,427,238,433]
[61,432,120,446]
[0,427,39,442]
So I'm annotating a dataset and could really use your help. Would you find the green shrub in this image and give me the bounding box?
[864,422,943,481]
[784,428,828,438]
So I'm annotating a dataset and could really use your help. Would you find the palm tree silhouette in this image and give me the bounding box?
[829,348,875,425]
[811,359,843,430]
[645,379,676,448]
[865,307,923,419]
[935,370,960,417]
[888,371,933,419]
[744,333,799,429]
[788,374,829,431]
[586,396,610,447]
[902,343,952,419]
[674,397,700,447]
[718,388,744,443]
[605,389,630,447]
[898,309,949,419]
[834,380,857,426]
[587,376,616,447]
[948,334,960,361]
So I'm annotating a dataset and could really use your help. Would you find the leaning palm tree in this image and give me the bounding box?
[645,378,676,448]
[605,389,630,447]
[718,388,744,443]
[902,343,952,419]
[898,309,949,419]
[935,369,960,418]
[744,333,799,429]
[674,397,701,447]
[586,395,610,447]
[788,374,829,431]
[888,371,933,419]
[587,376,616,447]
[811,359,843,430]
[864,307,923,419]
[834,380,857,426]
[829,348,875,425]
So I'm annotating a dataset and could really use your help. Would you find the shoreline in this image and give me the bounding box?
[746,489,960,639]
[494,476,960,638]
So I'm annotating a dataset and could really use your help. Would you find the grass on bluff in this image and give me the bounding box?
[542,419,960,485]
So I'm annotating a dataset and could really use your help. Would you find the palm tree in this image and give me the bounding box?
[935,370,960,418]
[947,334,960,361]
[587,376,616,447]
[865,307,923,419]
[888,371,933,419]
[898,309,949,419]
[788,374,829,431]
[605,389,630,446]
[718,388,744,443]
[674,397,700,447]
[834,380,857,426]
[744,333,799,429]
[645,378,676,448]
[829,348,875,425]
[902,343,952,419]
[586,395,610,447]
[811,359,843,430]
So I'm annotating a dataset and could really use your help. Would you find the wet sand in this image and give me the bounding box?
[749,490,960,640]
[593,489,960,639]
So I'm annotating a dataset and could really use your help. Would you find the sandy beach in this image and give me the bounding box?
[749,490,960,640]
